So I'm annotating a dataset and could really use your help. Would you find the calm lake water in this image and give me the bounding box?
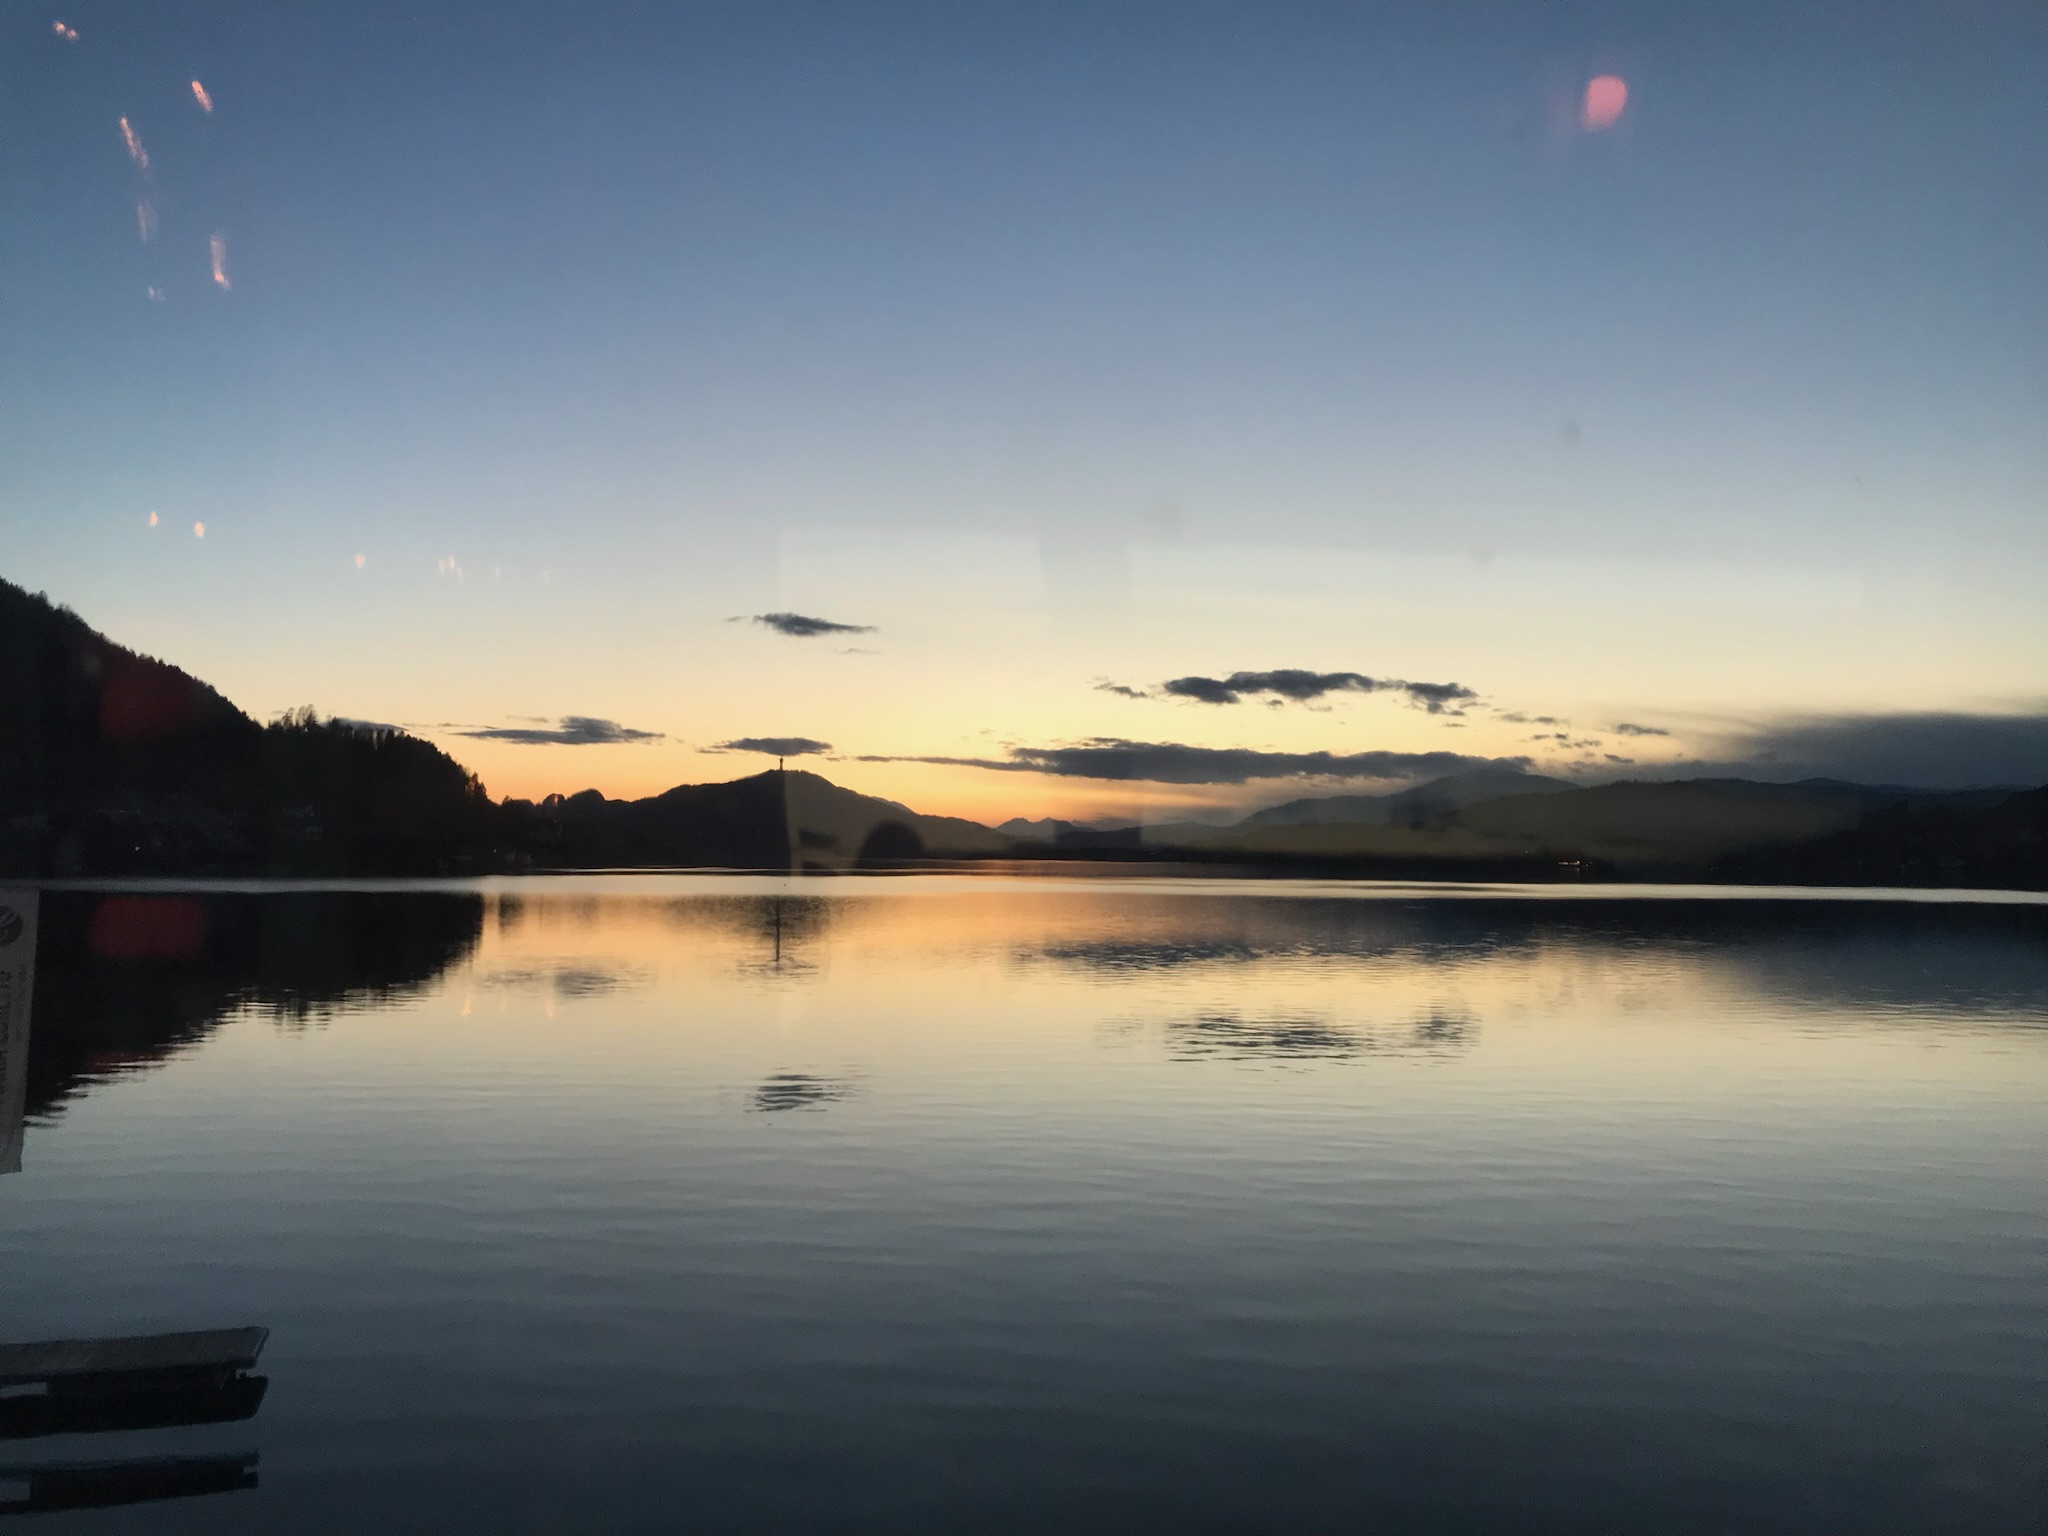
[3,877,2045,1532]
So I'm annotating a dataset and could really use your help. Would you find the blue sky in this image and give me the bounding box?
[3,1,2044,814]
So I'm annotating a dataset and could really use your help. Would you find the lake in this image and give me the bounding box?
[3,877,2045,1532]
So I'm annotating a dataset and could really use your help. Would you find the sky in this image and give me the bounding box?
[2,1,2044,821]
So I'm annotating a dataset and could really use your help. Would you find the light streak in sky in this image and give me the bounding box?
[52,21,77,41]
[136,200,157,243]
[210,232,230,289]
[118,117,150,171]
[148,511,159,527]
[193,521,206,539]
[191,80,213,113]
[1581,75,1627,131]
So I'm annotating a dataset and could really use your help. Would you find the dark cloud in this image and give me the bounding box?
[1401,681,1479,713]
[749,612,874,638]
[1093,681,1153,699]
[1691,711,2048,789]
[1154,669,1477,713]
[711,736,832,756]
[857,738,1528,786]
[459,715,663,745]
[1495,712,1564,726]
[1612,722,1670,737]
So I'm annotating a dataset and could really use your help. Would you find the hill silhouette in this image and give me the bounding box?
[1237,768,1574,829]
[3,576,2040,886]
[1711,786,2048,888]
[0,577,504,875]
[516,769,1005,870]
[1135,776,2042,886]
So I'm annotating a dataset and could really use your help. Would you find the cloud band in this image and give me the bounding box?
[859,738,1528,785]
[459,715,662,745]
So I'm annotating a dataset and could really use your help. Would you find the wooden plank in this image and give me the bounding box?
[0,1329,266,1387]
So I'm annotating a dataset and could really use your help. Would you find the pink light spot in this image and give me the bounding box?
[1581,74,1627,131]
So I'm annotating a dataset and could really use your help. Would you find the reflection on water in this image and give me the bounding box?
[0,1326,270,1514]
[0,878,2044,1533]
[476,963,651,1002]
[750,1072,860,1112]
[1157,1007,1481,1062]
[0,1453,260,1516]
[21,892,482,1126]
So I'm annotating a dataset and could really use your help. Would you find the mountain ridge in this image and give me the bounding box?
[4,575,2041,886]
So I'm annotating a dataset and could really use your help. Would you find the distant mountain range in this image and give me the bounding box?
[1155,775,2037,881]
[1233,768,1576,828]
[3,576,2042,887]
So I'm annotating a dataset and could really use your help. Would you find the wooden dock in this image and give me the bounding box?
[0,1328,270,1442]
[0,1328,267,1391]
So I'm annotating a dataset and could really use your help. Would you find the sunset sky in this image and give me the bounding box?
[3,1,2044,821]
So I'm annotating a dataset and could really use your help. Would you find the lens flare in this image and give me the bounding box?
[210,231,230,289]
[1581,75,1627,131]
[118,116,149,171]
[191,79,213,113]
[88,897,204,960]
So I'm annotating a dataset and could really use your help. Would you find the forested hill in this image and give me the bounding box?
[0,577,503,875]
